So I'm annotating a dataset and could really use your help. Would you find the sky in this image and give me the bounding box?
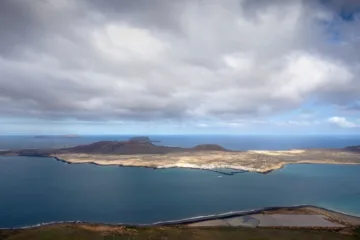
[0,0,360,135]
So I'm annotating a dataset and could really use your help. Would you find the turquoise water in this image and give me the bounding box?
[0,156,359,228]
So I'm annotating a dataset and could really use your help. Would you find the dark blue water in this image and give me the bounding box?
[1,135,360,228]
[1,134,360,150]
[0,156,360,228]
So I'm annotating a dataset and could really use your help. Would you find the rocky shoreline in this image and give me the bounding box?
[1,205,359,230]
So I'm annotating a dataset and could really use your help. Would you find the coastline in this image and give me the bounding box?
[1,155,360,231]
[2,153,360,230]
[53,156,250,175]
[52,155,360,174]
[2,138,360,174]
[1,205,359,230]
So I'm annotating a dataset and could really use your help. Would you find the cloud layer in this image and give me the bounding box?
[0,0,359,128]
[328,116,359,128]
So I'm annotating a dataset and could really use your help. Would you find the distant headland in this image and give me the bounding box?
[1,136,360,173]
[33,134,80,138]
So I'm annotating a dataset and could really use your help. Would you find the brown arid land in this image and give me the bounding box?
[1,138,360,173]
[1,206,360,240]
[52,148,360,173]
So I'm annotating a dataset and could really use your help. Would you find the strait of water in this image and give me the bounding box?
[1,134,360,150]
[0,135,360,228]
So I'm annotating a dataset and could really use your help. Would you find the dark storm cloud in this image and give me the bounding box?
[0,0,359,122]
[0,0,39,56]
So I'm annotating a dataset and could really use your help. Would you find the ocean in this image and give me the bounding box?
[1,134,360,150]
[0,135,360,228]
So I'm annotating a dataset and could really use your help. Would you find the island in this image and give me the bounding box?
[1,137,360,173]
[33,134,79,138]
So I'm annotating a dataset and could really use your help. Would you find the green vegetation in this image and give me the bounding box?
[1,224,360,240]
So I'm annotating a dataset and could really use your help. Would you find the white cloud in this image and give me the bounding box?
[0,0,359,123]
[196,123,209,128]
[92,23,168,62]
[288,120,320,126]
[217,121,245,128]
[252,120,267,124]
[271,53,352,103]
[274,120,320,127]
[328,117,359,128]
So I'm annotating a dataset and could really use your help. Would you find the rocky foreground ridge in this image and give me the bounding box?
[1,137,360,173]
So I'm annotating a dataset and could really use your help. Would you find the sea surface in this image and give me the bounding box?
[0,135,360,228]
[1,134,360,150]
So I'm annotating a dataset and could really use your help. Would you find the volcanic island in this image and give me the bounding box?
[1,137,360,173]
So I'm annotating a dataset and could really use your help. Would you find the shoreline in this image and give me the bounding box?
[1,205,359,230]
[53,156,249,175]
[3,142,360,174]
[1,156,360,230]
[52,156,360,174]
[3,155,356,175]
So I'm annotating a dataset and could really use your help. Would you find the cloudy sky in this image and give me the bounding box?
[0,0,360,135]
